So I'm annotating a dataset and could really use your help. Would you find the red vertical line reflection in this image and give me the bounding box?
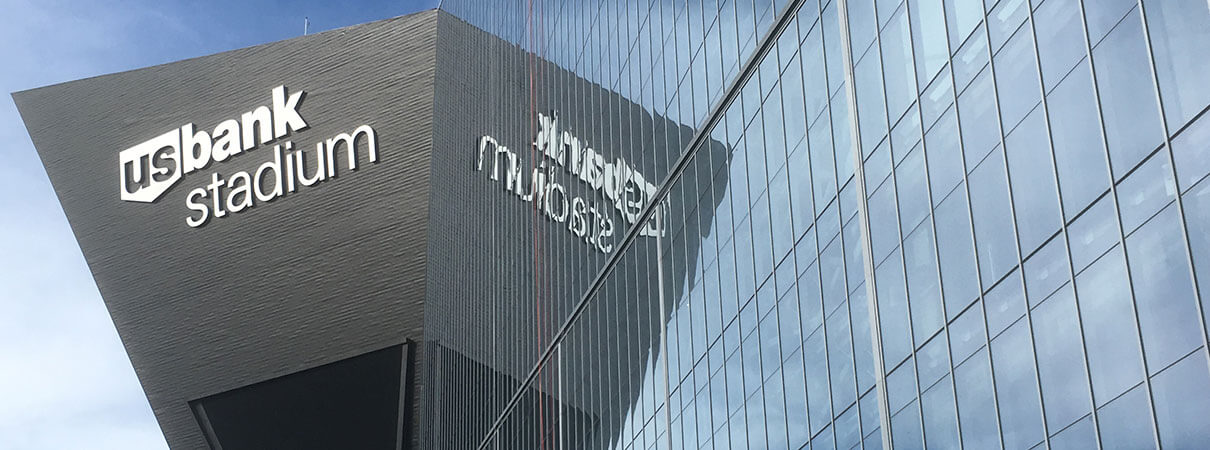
[526,0,547,447]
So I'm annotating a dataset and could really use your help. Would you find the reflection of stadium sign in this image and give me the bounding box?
[117,86,380,228]
[476,111,665,254]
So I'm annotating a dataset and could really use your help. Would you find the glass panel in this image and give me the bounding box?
[993,24,1041,130]
[877,255,912,370]
[869,182,900,264]
[1067,194,1118,273]
[882,5,916,122]
[891,402,925,449]
[1047,62,1110,217]
[1183,179,1210,329]
[952,26,988,92]
[897,146,931,233]
[991,319,1045,450]
[950,299,987,365]
[1034,0,1087,91]
[987,0,1027,51]
[969,147,1017,286]
[917,334,950,390]
[1172,112,1210,190]
[827,305,856,413]
[1083,0,1137,44]
[1097,383,1156,450]
[1022,236,1069,306]
[935,188,979,317]
[1049,415,1096,449]
[1126,205,1200,373]
[921,378,960,450]
[910,0,948,89]
[1116,152,1177,233]
[984,270,1024,337]
[1143,0,1210,130]
[1151,353,1210,448]
[945,0,982,50]
[1032,286,1092,431]
[955,349,999,449]
[959,69,1001,165]
[904,224,944,347]
[785,350,809,446]
[856,51,888,153]
[1093,9,1164,179]
[1005,109,1062,254]
[1075,247,1144,405]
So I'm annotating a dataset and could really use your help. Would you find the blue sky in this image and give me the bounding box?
[0,0,436,447]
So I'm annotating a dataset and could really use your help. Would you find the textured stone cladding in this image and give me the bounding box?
[13,11,439,449]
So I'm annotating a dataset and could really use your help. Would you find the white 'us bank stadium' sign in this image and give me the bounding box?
[477,112,667,254]
[118,86,379,227]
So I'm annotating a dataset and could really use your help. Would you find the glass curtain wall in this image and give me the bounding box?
[440,0,1210,448]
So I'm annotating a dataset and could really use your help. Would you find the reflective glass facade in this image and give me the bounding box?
[433,0,1210,448]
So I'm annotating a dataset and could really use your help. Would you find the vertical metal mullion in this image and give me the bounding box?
[863,0,935,447]
[896,2,967,448]
[982,8,1055,449]
[1023,0,1105,446]
[1134,0,1210,379]
[953,4,1008,450]
[1073,1,1163,447]
[834,1,893,449]
[808,0,839,444]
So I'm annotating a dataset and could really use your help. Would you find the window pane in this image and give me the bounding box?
[1172,111,1210,189]
[910,0,948,89]
[891,402,924,449]
[1075,247,1144,405]
[987,0,1027,51]
[850,289,876,391]
[1034,0,1087,91]
[952,26,988,92]
[904,224,944,346]
[950,300,987,366]
[882,5,916,121]
[1097,383,1156,450]
[959,69,1001,165]
[856,51,888,153]
[1151,353,1210,448]
[993,25,1041,130]
[945,0,982,49]
[984,271,1024,337]
[1092,9,1164,179]
[1143,0,1210,130]
[935,188,979,316]
[826,304,856,412]
[869,182,900,264]
[1068,194,1118,273]
[1023,236,1070,306]
[922,378,960,449]
[1183,179,1210,329]
[1049,416,1096,449]
[1032,286,1093,431]
[1126,205,1200,373]
[1005,109,1062,253]
[897,146,931,233]
[990,319,1045,449]
[877,255,912,368]
[1116,152,1177,234]
[1047,62,1111,217]
[969,148,1017,286]
[1083,0,1137,43]
[804,329,831,434]
[955,349,999,449]
[917,334,950,390]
